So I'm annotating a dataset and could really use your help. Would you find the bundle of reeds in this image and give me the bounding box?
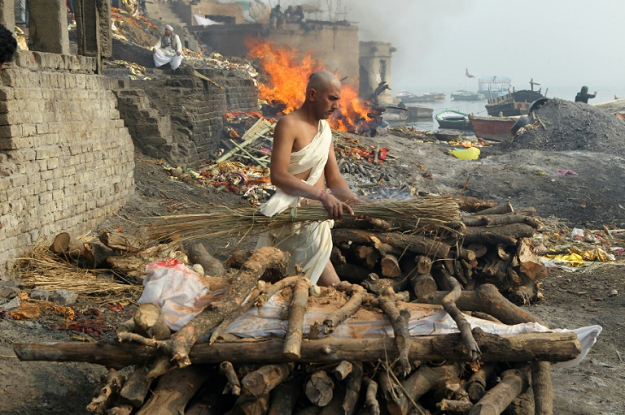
[148,195,463,242]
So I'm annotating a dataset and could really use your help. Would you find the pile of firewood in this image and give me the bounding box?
[15,238,577,415]
[331,197,545,306]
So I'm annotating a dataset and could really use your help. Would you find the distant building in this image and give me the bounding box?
[359,41,396,105]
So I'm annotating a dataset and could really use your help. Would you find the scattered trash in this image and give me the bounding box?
[556,169,578,176]
[451,146,481,160]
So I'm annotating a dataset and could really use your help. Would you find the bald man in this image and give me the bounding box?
[257,70,359,286]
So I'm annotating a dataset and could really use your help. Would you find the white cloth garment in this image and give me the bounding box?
[153,34,183,70]
[256,120,333,285]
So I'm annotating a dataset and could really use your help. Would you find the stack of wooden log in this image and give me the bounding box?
[331,197,545,306]
[15,241,578,415]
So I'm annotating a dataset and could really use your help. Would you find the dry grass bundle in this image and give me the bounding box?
[13,241,142,301]
[149,195,463,242]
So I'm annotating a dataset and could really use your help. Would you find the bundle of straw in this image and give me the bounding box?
[14,241,142,302]
[148,195,462,242]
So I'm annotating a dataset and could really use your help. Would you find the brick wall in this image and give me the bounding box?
[0,51,135,271]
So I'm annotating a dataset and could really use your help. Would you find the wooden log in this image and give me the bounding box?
[504,387,535,415]
[330,246,347,267]
[353,245,379,270]
[381,254,401,278]
[463,224,535,246]
[323,283,367,334]
[137,366,209,415]
[377,287,412,375]
[98,230,142,254]
[319,385,347,415]
[267,377,301,415]
[241,363,294,399]
[284,277,311,359]
[409,273,437,300]
[462,214,540,228]
[532,362,553,415]
[186,381,227,415]
[438,399,474,412]
[184,241,226,277]
[116,318,135,335]
[226,250,253,269]
[220,361,241,396]
[516,238,546,281]
[342,362,363,415]
[306,370,334,407]
[87,368,123,413]
[226,393,270,415]
[363,377,380,415]
[119,365,151,408]
[456,247,477,262]
[211,276,300,344]
[332,361,353,381]
[442,276,480,361]
[378,370,402,406]
[49,232,84,260]
[467,243,488,259]
[294,407,321,415]
[477,202,514,215]
[13,331,581,367]
[84,241,119,269]
[133,303,171,340]
[387,364,461,415]
[467,364,496,403]
[159,247,289,367]
[332,229,450,258]
[469,365,530,415]
[420,284,546,326]
[146,356,172,381]
[455,196,498,213]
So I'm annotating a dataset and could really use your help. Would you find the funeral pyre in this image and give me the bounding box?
[9,195,603,415]
[247,39,386,135]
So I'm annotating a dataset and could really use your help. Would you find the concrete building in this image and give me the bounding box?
[359,41,396,106]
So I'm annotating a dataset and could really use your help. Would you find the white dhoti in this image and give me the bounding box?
[153,49,183,70]
[256,120,333,285]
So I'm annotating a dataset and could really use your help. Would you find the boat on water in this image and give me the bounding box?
[451,90,485,101]
[478,77,512,99]
[485,89,545,116]
[397,91,446,103]
[469,114,519,141]
[383,105,409,122]
[435,110,472,130]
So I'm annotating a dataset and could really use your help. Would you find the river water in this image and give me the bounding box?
[395,85,625,131]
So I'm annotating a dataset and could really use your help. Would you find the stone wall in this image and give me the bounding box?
[0,51,135,271]
[113,69,258,166]
[359,41,395,105]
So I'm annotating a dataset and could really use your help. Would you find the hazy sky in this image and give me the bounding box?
[259,0,625,91]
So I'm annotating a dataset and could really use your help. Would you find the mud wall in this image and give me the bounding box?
[0,51,135,271]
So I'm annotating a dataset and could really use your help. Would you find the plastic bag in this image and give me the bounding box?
[138,259,217,331]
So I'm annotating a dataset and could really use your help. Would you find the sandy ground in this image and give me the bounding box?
[1,130,625,413]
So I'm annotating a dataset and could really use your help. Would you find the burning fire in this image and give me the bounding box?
[246,39,372,133]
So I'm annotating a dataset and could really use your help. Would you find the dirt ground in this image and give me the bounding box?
[2,124,625,413]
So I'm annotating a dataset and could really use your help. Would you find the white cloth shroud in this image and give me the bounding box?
[256,119,334,285]
[137,260,601,368]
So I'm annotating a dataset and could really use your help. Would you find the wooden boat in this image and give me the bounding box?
[383,105,408,122]
[405,105,433,121]
[397,91,446,103]
[451,90,485,101]
[485,89,544,116]
[469,114,519,141]
[435,110,472,130]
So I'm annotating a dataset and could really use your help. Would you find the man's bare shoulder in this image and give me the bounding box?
[276,111,305,129]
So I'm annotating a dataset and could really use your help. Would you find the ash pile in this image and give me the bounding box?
[500,98,625,154]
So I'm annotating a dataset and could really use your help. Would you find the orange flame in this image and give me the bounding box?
[246,39,371,132]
